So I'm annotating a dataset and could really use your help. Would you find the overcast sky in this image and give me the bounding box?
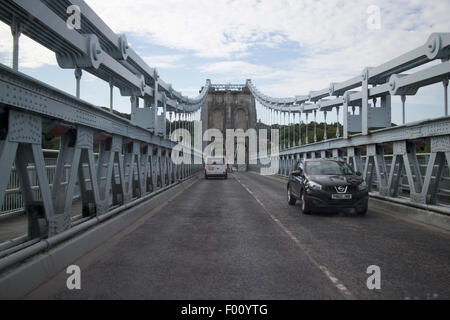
[0,0,449,124]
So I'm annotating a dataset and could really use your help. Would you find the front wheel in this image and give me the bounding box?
[357,205,368,216]
[300,191,312,215]
[287,186,296,205]
[224,174,228,180]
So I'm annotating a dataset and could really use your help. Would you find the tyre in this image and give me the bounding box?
[205,174,209,180]
[300,191,312,215]
[287,185,296,205]
[224,174,228,180]
[357,205,368,216]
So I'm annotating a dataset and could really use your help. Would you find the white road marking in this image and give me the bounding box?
[233,174,355,299]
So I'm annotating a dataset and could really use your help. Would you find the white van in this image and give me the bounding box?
[204,156,228,179]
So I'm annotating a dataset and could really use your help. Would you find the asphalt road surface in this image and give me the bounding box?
[27,172,450,300]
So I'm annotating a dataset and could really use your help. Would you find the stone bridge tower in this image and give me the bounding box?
[201,84,257,170]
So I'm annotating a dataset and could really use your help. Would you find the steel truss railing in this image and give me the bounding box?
[247,33,450,214]
[0,152,166,219]
[210,84,247,91]
[0,0,207,269]
[0,64,202,250]
[254,116,450,214]
[246,32,450,212]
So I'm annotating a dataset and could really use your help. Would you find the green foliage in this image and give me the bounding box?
[42,134,60,150]
[257,121,344,147]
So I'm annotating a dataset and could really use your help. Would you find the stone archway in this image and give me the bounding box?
[234,108,249,130]
[201,86,257,171]
[210,108,224,131]
[233,108,250,168]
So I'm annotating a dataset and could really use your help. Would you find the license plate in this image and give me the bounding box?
[332,194,352,200]
[208,168,214,171]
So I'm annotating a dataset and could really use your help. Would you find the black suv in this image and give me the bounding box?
[287,159,369,215]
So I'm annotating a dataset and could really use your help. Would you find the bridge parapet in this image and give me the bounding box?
[245,31,450,212]
[0,35,202,270]
[253,116,450,214]
[0,0,208,248]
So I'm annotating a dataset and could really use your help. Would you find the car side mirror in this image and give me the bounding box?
[292,170,303,177]
[356,171,362,176]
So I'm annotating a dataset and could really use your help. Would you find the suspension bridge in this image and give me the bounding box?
[0,0,449,300]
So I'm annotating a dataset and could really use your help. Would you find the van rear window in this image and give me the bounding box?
[207,158,225,165]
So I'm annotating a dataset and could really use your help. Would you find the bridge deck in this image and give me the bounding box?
[27,173,450,300]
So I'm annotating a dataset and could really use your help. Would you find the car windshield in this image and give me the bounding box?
[305,160,354,175]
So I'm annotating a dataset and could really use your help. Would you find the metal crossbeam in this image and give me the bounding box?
[0,0,210,113]
[248,33,450,114]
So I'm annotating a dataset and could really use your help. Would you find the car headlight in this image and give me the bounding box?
[358,181,368,191]
[308,181,322,190]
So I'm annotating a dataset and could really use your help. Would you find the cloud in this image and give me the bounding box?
[84,0,450,60]
[142,54,185,69]
[173,86,205,99]
[82,0,450,98]
[83,72,99,82]
[199,61,285,81]
[0,0,448,124]
[0,22,57,69]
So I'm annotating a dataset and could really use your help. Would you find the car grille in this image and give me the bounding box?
[323,185,357,193]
